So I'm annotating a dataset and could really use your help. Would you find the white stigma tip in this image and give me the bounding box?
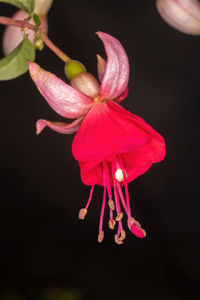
[115,168,124,182]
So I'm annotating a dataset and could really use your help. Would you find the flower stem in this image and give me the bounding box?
[0,16,35,30]
[40,31,71,63]
[0,16,71,63]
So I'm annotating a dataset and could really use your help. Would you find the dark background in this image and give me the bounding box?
[0,0,200,299]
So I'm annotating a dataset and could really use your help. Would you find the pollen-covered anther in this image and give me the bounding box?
[108,199,115,211]
[118,230,126,241]
[115,212,123,222]
[98,231,104,243]
[114,234,123,245]
[109,219,116,230]
[79,208,87,220]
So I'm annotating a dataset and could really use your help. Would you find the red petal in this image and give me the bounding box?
[29,62,93,119]
[72,101,150,162]
[72,101,165,186]
[97,32,129,100]
[36,117,83,135]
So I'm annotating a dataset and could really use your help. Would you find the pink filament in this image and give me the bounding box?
[99,185,106,233]
[98,162,107,233]
[104,162,114,221]
[116,182,128,215]
[85,185,95,210]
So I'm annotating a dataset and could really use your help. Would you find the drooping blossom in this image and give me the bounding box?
[3,0,53,55]
[29,32,166,244]
[156,0,200,35]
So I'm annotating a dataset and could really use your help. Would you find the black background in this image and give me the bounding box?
[0,0,200,299]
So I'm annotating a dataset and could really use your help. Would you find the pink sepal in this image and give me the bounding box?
[116,86,129,103]
[29,62,93,119]
[36,117,83,135]
[97,32,129,100]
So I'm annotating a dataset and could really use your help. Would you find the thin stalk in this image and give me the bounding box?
[0,16,71,63]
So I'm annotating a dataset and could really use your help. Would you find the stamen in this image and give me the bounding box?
[108,199,115,211]
[99,185,106,235]
[79,185,95,220]
[85,185,95,210]
[114,234,123,245]
[109,219,116,230]
[103,162,116,232]
[116,182,128,214]
[113,167,122,217]
[79,208,87,220]
[98,231,104,243]
[118,230,126,241]
[98,162,107,238]
[123,173,133,222]
[115,212,123,222]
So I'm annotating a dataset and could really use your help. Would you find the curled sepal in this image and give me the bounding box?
[0,36,35,80]
[36,117,83,135]
[0,0,35,13]
[29,62,93,119]
[97,31,129,100]
[116,87,129,103]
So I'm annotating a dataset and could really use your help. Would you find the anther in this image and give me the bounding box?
[98,231,104,243]
[108,199,115,211]
[114,234,123,245]
[115,212,123,222]
[109,219,116,230]
[79,208,87,220]
[118,230,126,241]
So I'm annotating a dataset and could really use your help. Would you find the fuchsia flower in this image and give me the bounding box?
[29,32,166,244]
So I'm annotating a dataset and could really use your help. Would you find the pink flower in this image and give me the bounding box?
[29,32,166,244]
[156,0,200,35]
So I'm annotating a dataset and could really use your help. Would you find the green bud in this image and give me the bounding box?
[34,37,44,50]
[65,60,86,80]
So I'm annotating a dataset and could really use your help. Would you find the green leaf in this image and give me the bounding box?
[0,36,35,80]
[33,13,41,28]
[0,0,35,13]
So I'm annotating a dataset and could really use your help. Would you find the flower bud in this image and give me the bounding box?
[34,0,53,16]
[71,72,100,98]
[2,10,47,56]
[156,0,200,35]
[65,60,86,80]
